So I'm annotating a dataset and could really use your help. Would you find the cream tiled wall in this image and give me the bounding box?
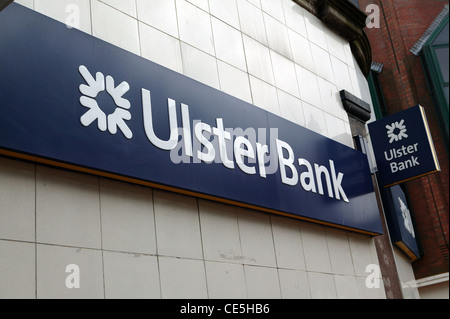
[1,0,385,298]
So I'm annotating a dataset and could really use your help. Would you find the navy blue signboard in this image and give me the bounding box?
[379,185,420,260]
[0,4,383,235]
[368,105,440,187]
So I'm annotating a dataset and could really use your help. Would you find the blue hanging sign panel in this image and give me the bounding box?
[368,105,440,187]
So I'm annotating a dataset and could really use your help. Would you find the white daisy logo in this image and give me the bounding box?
[386,119,407,144]
[78,65,133,139]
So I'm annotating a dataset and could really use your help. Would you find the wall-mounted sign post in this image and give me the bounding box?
[368,105,440,188]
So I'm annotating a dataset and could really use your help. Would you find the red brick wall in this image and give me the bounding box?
[358,0,449,279]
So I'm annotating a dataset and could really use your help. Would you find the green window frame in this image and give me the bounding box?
[421,14,449,149]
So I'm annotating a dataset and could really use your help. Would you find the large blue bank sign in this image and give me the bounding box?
[0,4,382,235]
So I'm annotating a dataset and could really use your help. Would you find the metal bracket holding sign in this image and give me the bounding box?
[368,105,440,188]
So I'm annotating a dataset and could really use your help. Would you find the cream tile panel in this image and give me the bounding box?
[159,256,208,298]
[270,50,300,98]
[136,0,179,38]
[0,157,35,242]
[308,272,337,298]
[0,240,35,299]
[205,261,247,299]
[282,0,307,38]
[271,216,306,270]
[278,268,311,299]
[311,43,335,83]
[236,0,268,46]
[237,208,277,267]
[36,244,104,298]
[209,0,240,29]
[277,89,305,126]
[263,12,292,60]
[334,274,361,299]
[212,17,246,71]
[244,265,281,298]
[153,190,203,259]
[100,178,156,254]
[302,102,328,137]
[176,0,215,55]
[91,0,140,55]
[199,200,242,264]
[243,35,275,85]
[217,61,252,104]
[325,228,355,276]
[100,0,136,18]
[300,223,332,273]
[260,0,285,23]
[139,22,183,73]
[295,64,322,109]
[103,251,160,299]
[181,42,220,90]
[249,76,280,116]
[36,166,101,249]
[288,29,315,72]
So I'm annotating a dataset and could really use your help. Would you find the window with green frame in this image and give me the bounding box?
[421,14,449,149]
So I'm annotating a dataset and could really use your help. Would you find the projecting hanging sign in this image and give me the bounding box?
[0,4,383,235]
[368,105,440,187]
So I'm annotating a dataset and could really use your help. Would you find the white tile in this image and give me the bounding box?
[153,190,203,259]
[100,0,136,18]
[356,276,385,299]
[330,55,352,92]
[263,13,292,59]
[278,268,311,299]
[348,233,376,277]
[302,102,328,136]
[217,61,252,104]
[325,30,347,63]
[282,0,307,38]
[295,64,322,109]
[236,0,268,45]
[288,29,315,72]
[0,240,35,299]
[205,261,247,298]
[103,251,160,299]
[310,43,334,83]
[260,0,285,23]
[270,50,300,97]
[100,178,156,254]
[136,0,178,38]
[324,113,353,147]
[198,200,242,263]
[139,22,183,73]
[300,222,332,273]
[186,0,209,11]
[0,157,35,242]
[277,89,305,126]
[237,208,277,267]
[36,244,104,299]
[91,0,140,55]
[212,17,246,71]
[244,265,281,298]
[308,272,337,299]
[303,10,327,50]
[159,256,208,298]
[334,275,361,299]
[209,0,240,29]
[325,228,354,276]
[243,35,275,85]
[36,166,101,249]
[271,216,306,270]
[176,0,215,55]
[317,77,344,118]
[34,0,91,34]
[181,43,220,89]
[247,0,262,9]
[249,76,280,116]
